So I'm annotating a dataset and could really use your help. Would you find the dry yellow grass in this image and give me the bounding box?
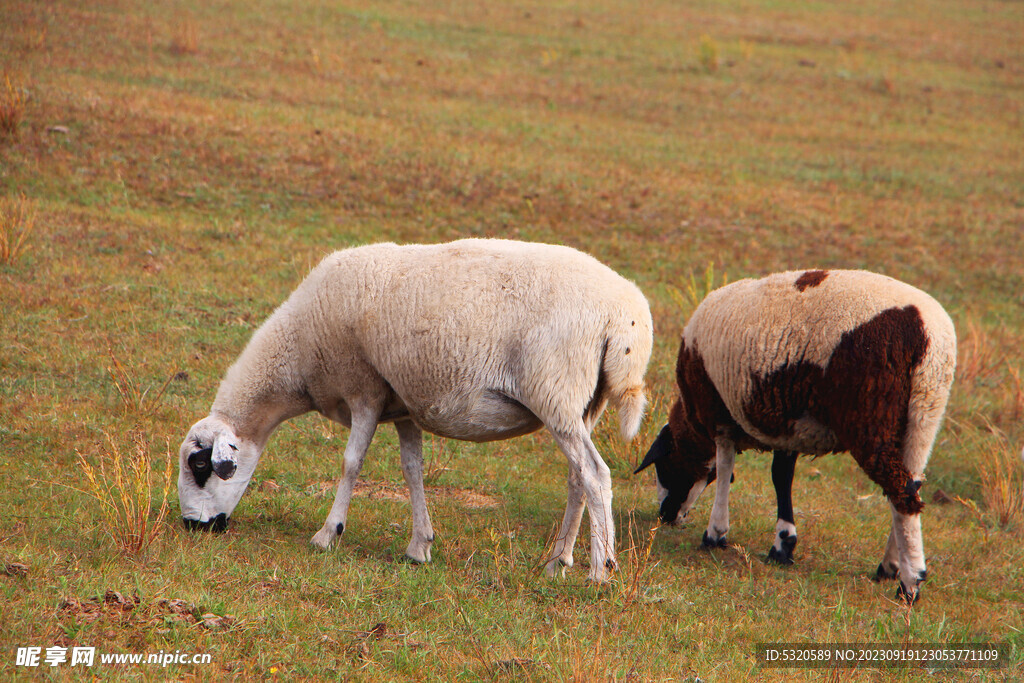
[74,430,173,557]
[106,348,175,417]
[616,512,661,607]
[169,12,199,56]
[0,193,35,264]
[976,425,1024,528]
[0,73,25,139]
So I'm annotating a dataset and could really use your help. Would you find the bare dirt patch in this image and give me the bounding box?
[305,479,500,509]
[57,592,235,632]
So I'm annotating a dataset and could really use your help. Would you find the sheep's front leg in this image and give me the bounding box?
[545,465,585,577]
[767,450,798,565]
[551,427,616,582]
[311,410,379,550]
[890,505,927,604]
[395,419,435,563]
[703,437,736,548]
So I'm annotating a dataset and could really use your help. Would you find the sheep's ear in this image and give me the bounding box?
[634,424,673,474]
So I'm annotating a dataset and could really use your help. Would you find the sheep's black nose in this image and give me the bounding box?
[182,513,229,533]
[213,459,237,480]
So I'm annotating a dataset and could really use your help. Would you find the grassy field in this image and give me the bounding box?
[1,0,1022,679]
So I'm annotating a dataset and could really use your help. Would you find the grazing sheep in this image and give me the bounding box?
[635,269,956,602]
[178,239,653,582]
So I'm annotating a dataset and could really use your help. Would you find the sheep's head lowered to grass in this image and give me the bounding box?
[178,416,260,532]
[635,419,720,528]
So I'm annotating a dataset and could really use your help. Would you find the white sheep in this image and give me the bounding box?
[635,269,956,602]
[178,239,653,582]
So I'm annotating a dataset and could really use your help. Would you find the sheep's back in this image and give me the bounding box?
[293,240,652,436]
[682,269,955,453]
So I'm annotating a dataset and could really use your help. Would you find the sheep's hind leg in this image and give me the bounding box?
[766,450,798,565]
[550,426,616,583]
[544,405,605,577]
[890,505,927,604]
[311,409,379,550]
[855,443,926,602]
[395,419,435,563]
[545,465,585,577]
[702,438,736,549]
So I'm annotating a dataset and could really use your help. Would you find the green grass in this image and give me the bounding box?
[2,0,1023,679]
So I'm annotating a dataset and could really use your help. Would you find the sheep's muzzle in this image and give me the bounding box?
[182,513,229,533]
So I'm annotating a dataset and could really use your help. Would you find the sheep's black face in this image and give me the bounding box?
[635,424,716,525]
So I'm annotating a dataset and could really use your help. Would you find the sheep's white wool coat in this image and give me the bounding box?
[214,239,653,444]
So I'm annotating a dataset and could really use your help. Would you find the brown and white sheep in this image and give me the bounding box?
[635,269,956,602]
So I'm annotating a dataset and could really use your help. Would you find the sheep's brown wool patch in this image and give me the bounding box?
[675,340,736,445]
[741,305,930,514]
[745,364,823,439]
[795,269,829,291]
[821,305,929,513]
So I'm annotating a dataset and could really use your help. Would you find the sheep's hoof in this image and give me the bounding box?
[701,531,728,549]
[895,582,921,605]
[404,546,432,564]
[873,562,899,582]
[310,527,336,550]
[766,546,794,565]
[766,532,797,565]
[402,553,429,565]
[544,557,571,578]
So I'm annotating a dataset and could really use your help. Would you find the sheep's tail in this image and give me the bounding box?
[602,330,651,442]
[613,384,647,441]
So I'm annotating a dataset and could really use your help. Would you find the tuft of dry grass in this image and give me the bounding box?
[957,319,1003,388]
[667,262,729,317]
[0,193,36,264]
[976,423,1024,528]
[616,512,661,607]
[0,73,26,139]
[169,12,199,55]
[423,433,457,484]
[954,494,988,542]
[697,34,720,73]
[107,347,175,416]
[74,430,173,557]
[1001,364,1024,425]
